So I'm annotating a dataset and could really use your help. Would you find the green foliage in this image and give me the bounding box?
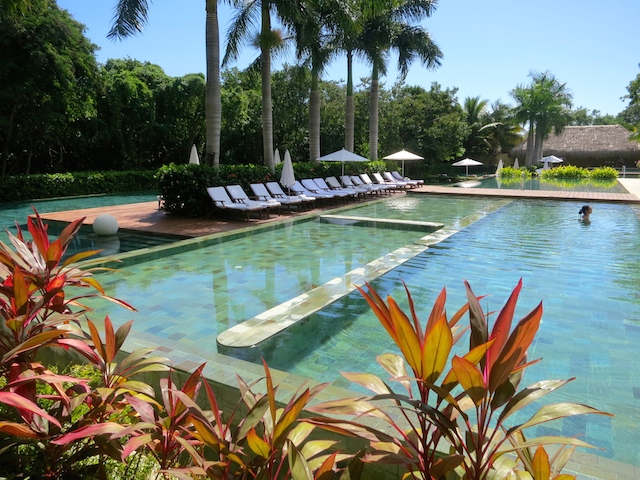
[498,166,533,178]
[0,0,100,175]
[589,166,619,179]
[156,163,221,217]
[307,280,611,480]
[0,170,157,202]
[540,165,589,179]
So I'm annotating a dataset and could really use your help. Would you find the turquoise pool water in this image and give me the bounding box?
[30,193,639,465]
[259,198,640,465]
[460,177,628,193]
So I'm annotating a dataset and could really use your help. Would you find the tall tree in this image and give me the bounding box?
[224,0,302,170]
[511,71,572,166]
[109,0,222,167]
[358,0,442,160]
[461,96,491,158]
[0,1,99,174]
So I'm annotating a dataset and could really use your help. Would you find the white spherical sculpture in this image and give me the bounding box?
[93,214,119,236]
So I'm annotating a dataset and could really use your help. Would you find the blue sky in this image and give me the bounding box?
[58,0,638,116]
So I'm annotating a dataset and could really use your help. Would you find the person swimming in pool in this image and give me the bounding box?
[579,205,592,223]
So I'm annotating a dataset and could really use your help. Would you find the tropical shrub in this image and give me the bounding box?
[539,165,589,179]
[306,280,611,480]
[156,163,221,217]
[0,209,171,478]
[589,166,618,179]
[498,166,533,178]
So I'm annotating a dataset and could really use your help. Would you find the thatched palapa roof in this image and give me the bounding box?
[509,125,640,166]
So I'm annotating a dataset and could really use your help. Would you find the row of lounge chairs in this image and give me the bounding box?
[206,171,423,221]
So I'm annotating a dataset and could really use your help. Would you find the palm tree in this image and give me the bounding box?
[293,0,355,161]
[511,71,572,166]
[462,96,490,158]
[108,0,222,167]
[224,0,302,171]
[483,100,523,165]
[358,0,442,160]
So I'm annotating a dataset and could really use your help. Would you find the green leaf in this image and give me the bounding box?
[498,379,574,424]
[341,372,390,395]
[509,403,612,434]
[287,440,313,480]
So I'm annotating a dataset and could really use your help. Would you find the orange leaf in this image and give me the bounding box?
[421,315,452,384]
[388,296,422,376]
[532,446,550,480]
[357,285,398,345]
[487,279,523,372]
[425,287,447,335]
[247,427,271,458]
[489,302,542,392]
[451,356,486,405]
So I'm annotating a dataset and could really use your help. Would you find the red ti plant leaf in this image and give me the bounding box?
[0,421,41,439]
[0,391,62,428]
[26,211,51,258]
[488,301,543,393]
[486,278,523,374]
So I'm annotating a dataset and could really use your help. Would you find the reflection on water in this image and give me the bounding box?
[465,177,627,193]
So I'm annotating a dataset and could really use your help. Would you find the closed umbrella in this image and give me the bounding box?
[513,158,519,169]
[317,148,368,176]
[496,159,503,175]
[280,149,296,189]
[189,144,200,165]
[452,158,483,176]
[274,148,281,165]
[383,149,423,175]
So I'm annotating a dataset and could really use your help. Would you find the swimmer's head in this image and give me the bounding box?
[579,205,592,215]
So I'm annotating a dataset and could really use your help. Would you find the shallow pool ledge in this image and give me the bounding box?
[217,241,430,349]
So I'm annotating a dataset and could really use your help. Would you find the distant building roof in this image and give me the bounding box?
[510,125,640,161]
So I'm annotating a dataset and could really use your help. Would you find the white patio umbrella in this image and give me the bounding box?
[280,149,296,190]
[274,148,281,165]
[383,149,423,175]
[540,155,563,170]
[189,144,200,165]
[496,159,504,175]
[513,158,519,169]
[452,158,483,176]
[317,148,368,176]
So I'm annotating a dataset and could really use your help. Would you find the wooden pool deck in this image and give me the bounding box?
[38,178,640,238]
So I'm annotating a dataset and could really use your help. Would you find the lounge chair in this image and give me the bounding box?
[391,170,424,186]
[300,179,343,204]
[359,174,394,194]
[206,186,267,221]
[291,181,336,205]
[373,172,406,191]
[251,183,302,213]
[382,172,414,189]
[226,184,281,218]
[326,176,369,197]
[312,178,355,200]
[265,182,316,210]
[349,175,386,195]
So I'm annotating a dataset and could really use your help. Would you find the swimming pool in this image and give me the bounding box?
[72,194,639,465]
[459,177,628,193]
[258,198,640,465]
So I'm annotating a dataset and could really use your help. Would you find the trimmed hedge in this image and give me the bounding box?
[0,170,158,203]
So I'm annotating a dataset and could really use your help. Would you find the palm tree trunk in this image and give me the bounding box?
[344,50,354,152]
[533,124,545,162]
[525,118,535,167]
[368,65,379,160]
[205,0,221,167]
[309,68,320,163]
[261,2,274,171]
